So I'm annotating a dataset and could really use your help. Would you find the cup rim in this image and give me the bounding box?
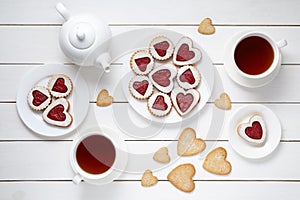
[232,31,280,79]
[70,132,118,180]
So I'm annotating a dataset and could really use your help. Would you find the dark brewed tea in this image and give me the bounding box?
[76,135,116,175]
[234,36,274,75]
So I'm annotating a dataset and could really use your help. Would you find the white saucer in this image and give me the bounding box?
[227,104,281,159]
[16,64,89,137]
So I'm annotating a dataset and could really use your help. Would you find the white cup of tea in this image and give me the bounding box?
[225,31,287,88]
[70,126,128,185]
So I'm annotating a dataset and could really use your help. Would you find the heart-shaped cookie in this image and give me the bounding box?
[28,86,51,111]
[153,147,171,164]
[198,18,215,35]
[149,36,174,60]
[203,147,232,175]
[96,89,113,107]
[130,50,154,75]
[129,76,153,100]
[237,114,267,145]
[177,128,206,156]
[214,93,231,110]
[167,163,195,192]
[173,37,202,66]
[171,87,200,116]
[48,74,73,98]
[147,92,172,117]
[141,170,158,187]
[42,98,73,127]
[149,64,177,93]
[176,65,201,89]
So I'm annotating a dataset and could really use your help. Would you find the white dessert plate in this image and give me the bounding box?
[227,104,281,159]
[16,64,89,137]
[121,33,214,124]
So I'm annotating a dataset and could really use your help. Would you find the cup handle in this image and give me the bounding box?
[277,39,287,48]
[73,174,83,184]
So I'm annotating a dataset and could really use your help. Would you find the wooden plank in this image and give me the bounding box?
[0,26,299,64]
[0,141,299,180]
[0,181,299,200]
[0,0,299,25]
[0,102,299,140]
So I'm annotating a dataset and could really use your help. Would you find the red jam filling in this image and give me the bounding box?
[176,93,194,112]
[32,90,48,106]
[154,41,169,57]
[179,69,195,84]
[134,57,151,72]
[245,121,263,139]
[47,104,66,121]
[152,69,171,87]
[152,95,168,111]
[52,78,68,93]
[176,44,195,61]
[133,80,149,95]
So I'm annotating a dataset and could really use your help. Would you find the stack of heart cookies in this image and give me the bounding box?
[27,74,73,127]
[129,35,202,117]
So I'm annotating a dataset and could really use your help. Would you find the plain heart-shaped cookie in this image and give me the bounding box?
[167,163,195,192]
[42,98,73,127]
[130,50,154,75]
[153,147,171,164]
[177,127,206,156]
[48,74,73,98]
[203,147,232,175]
[198,18,215,35]
[149,36,174,60]
[149,64,177,93]
[214,92,232,110]
[141,170,158,187]
[171,87,200,116]
[28,86,52,111]
[176,65,201,89]
[173,37,202,66]
[237,114,267,145]
[96,89,113,107]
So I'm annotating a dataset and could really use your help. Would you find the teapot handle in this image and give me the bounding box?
[56,2,71,21]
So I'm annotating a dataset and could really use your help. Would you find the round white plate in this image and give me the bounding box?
[121,33,214,124]
[16,64,89,137]
[227,104,281,159]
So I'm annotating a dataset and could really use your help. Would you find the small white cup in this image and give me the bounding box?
[225,31,287,88]
[70,126,128,185]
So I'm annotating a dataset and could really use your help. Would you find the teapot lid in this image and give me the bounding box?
[69,22,95,49]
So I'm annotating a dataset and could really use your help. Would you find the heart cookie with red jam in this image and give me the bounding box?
[48,74,73,98]
[27,86,51,111]
[173,37,202,66]
[237,114,267,145]
[177,65,201,89]
[129,75,153,100]
[149,64,177,94]
[42,98,73,127]
[147,92,172,117]
[171,87,200,116]
[130,50,154,75]
[149,36,174,61]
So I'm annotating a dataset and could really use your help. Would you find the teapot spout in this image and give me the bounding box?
[56,2,71,21]
[95,53,111,73]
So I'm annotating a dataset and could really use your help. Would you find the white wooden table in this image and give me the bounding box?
[1,0,300,199]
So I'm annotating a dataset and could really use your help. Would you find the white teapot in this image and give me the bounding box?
[56,2,112,72]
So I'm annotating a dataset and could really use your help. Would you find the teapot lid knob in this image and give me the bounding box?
[69,22,95,49]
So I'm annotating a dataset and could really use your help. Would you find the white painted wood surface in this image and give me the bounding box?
[0,0,300,199]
